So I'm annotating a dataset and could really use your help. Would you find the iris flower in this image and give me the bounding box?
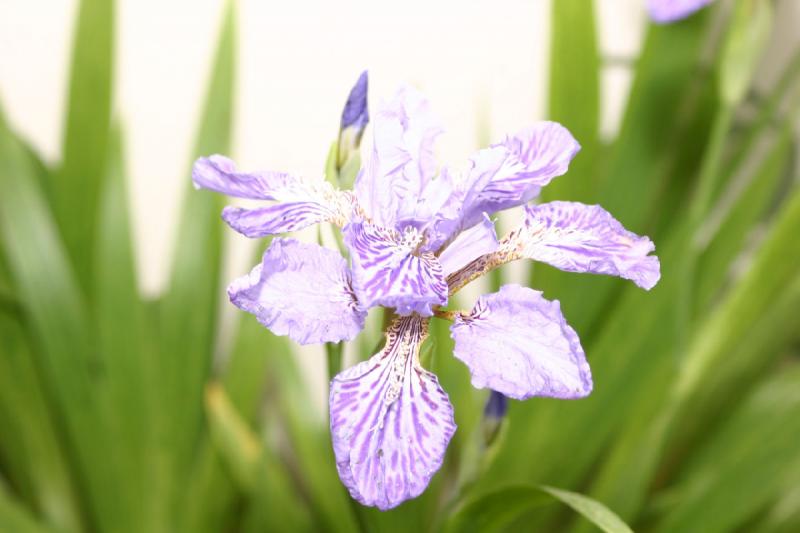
[192,76,660,510]
[647,0,713,23]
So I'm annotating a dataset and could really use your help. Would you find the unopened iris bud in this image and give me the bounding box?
[337,70,369,181]
[482,389,508,446]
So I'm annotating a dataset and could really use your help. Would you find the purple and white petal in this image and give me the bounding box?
[193,155,354,236]
[228,238,365,345]
[330,317,456,510]
[437,213,499,276]
[193,155,311,200]
[344,221,448,316]
[221,202,336,238]
[450,284,592,400]
[518,201,660,290]
[647,0,712,23]
[432,122,580,241]
[355,85,444,227]
[465,122,580,221]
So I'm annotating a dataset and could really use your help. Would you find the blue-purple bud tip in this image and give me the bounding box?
[484,389,508,420]
[340,70,369,133]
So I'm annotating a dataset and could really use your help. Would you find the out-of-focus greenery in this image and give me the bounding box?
[1,0,799,531]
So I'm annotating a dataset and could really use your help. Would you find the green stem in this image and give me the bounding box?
[325,342,343,382]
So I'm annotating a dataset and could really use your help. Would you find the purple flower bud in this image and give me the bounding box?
[340,70,369,133]
[482,390,508,446]
[484,389,508,419]
[337,71,369,176]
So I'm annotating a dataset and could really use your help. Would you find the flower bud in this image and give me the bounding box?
[482,390,508,446]
[337,70,369,179]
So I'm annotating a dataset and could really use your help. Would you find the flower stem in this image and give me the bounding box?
[325,342,343,382]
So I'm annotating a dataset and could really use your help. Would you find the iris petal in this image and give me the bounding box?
[647,0,712,23]
[193,155,353,236]
[228,238,365,344]
[520,201,661,290]
[345,221,448,316]
[437,213,499,276]
[330,316,456,510]
[430,121,580,246]
[450,284,592,400]
[355,85,444,227]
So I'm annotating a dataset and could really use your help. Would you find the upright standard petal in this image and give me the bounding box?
[434,121,580,241]
[228,238,366,345]
[437,213,499,276]
[355,85,444,227]
[518,201,661,290]
[345,221,448,316]
[647,0,712,23]
[194,155,354,236]
[330,317,456,510]
[450,284,592,400]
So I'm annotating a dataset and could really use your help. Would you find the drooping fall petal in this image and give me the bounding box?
[330,317,456,510]
[228,238,365,344]
[451,284,592,400]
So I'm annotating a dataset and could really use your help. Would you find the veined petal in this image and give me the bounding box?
[193,155,354,236]
[519,201,660,290]
[437,213,499,276]
[193,155,295,199]
[330,317,456,510]
[466,122,580,219]
[222,202,335,238]
[450,284,592,400]
[228,238,365,345]
[647,0,712,23]
[355,85,444,227]
[345,221,448,316]
[432,121,580,243]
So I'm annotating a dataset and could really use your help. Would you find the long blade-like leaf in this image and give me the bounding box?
[443,485,632,533]
[54,0,114,292]
[156,2,236,526]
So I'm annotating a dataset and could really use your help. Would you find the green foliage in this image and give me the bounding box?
[0,0,799,532]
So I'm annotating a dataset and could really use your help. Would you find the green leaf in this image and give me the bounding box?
[205,383,263,490]
[655,365,800,533]
[444,485,632,533]
[694,122,794,312]
[93,124,158,530]
[0,312,83,532]
[204,382,311,533]
[0,485,64,533]
[0,105,119,533]
[717,0,772,106]
[182,309,306,533]
[544,0,599,203]
[156,0,236,522]
[54,0,114,292]
[267,331,361,533]
[577,185,800,525]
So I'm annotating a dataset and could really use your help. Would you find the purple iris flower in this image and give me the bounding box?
[647,0,713,23]
[192,81,661,510]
